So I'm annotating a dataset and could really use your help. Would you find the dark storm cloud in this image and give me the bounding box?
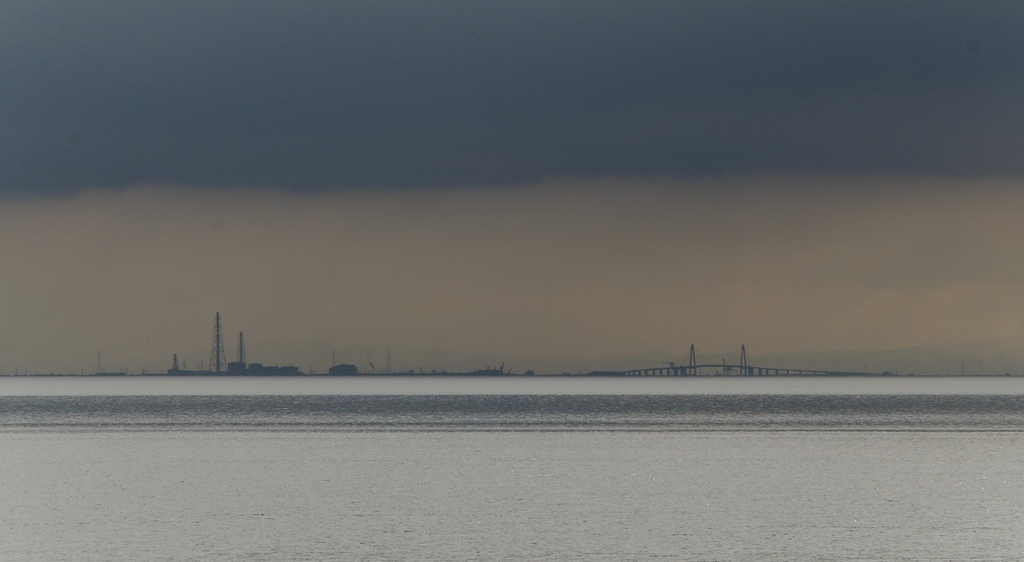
[3,1,1023,194]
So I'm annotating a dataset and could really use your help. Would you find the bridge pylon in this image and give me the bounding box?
[740,344,752,375]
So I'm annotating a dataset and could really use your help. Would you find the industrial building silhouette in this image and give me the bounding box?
[167,313,304,376]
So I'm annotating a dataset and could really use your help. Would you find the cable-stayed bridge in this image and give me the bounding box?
[619,345,884,376]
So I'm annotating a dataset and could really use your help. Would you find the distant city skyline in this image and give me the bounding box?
[6,302,1024,377]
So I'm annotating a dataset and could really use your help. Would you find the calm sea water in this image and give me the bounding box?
[2,377,1023,560]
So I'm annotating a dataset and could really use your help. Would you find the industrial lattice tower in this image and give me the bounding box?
[209,312,226,373]
[236,331,246,365]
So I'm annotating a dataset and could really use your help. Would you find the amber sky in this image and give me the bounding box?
[3,2,1024,374]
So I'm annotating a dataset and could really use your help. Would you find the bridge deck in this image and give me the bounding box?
[619,364,880,376]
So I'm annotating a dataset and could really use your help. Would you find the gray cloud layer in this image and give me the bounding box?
[4,1,1023,195]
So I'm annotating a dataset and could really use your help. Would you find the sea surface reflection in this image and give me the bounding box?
[3,394,1024,432]
[2,374,1024,396]
[3,377,1023,561]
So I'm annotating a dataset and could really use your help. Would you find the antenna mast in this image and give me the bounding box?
[210,312,226,373]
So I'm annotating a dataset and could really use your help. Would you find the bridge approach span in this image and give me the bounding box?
[619,364,881,376]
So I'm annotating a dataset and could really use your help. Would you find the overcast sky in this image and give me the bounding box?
[2,2,1024,373]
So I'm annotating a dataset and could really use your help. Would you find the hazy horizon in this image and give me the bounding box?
[4,177,1024,376]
